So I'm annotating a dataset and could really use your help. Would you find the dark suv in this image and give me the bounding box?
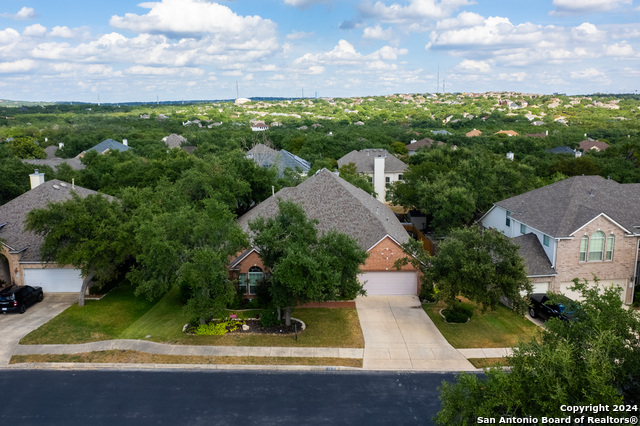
[0,285,44,314]
[528,293,574,322]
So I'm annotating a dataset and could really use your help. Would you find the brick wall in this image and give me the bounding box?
[553,216,638,303]
[362,236,417,272]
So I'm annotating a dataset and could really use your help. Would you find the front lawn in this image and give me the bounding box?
[22,283,364,348]
[423,300,539,348]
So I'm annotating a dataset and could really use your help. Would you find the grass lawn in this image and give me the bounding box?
[10,351,362,368]
[468,358,510,369]
[423,300,539,348]
[22,283,364,348]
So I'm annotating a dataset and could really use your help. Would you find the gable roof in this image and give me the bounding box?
[86,139,130,155]
[465,129,482,137]
[407,138,442,152]
[337,149,407,173]
[163,134,187,149]
[512,233,556,277]
[0,179,110,262]
[236,169,409,252]
[494,175,640,237]
[246,144,310,176]
[579,139,609,152]
[546,146,575,155]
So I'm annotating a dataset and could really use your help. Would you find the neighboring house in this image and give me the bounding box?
[431,130,451,136]
[22,144,85,171]
[480,175,640,304]
[251,122,269,132]
[579,139,610,152]
[494,130,519,137]
[337,149,407,202]
[0,171,110,293]
[77,138,130,158]
[546,146,581,157]
[465,129,482,137]
[526,131,548,138]
[162,134,187,149]
[246,144,311,177]
[230,169,419,296]
[406,138,444,156]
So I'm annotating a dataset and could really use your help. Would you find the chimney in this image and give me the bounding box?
[545,130,548,136]
[374,156,386,203]
[123,139,128,146]
[58,142,64,149]
[506,152,514,161]
[29,169,45,189]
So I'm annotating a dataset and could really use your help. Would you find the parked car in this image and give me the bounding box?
[527,293,574,321]
[0,285,44,314]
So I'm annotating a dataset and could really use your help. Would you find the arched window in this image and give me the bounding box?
[606,234,615,261]
[588,231,605,261]
[248,266,264,294]
[579,235,588,262]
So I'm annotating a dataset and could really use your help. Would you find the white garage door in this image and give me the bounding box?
[359,272,418,295]
[559,279,627,303]
[521,282,550,296]
[23,268,83,293]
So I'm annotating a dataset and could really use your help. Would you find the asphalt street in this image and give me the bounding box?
[0,369,464,425]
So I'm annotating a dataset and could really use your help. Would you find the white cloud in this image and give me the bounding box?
[0,7,37,20]
[571,23,606,42]
[283,0,329,8]
[294,40,407,69]
[436,11,484,30]
[551,0,632,15]
[570,67,609,82]
[358,0,475,24]
[370,45,408,60]
[0,28,20,45]
[23,24,47,38]
[0,59,36,73]
[125,65,204,76]
[362,25,394,40]
[287,30,314,40]
[606,42,635,57]
[50,26,88,39]
[456,59,491,73]
[497,72,528,82]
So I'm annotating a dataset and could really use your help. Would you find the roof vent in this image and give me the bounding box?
[60,182,67,187]
[589,189,594,197]
[52,184,60,190]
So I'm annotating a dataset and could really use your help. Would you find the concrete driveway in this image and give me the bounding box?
[0,293,76,366]
[356,296,475,371]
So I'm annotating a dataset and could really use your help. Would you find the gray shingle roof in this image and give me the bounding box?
[0,179,109,262]
[546,146,575,155]
[407,138,443,152]
[22,157,85,171]
[495,175,640,237]
[337,149,407,173]
[87,139,130,154]
[512,233,556,277]
[246,144,310,176]
[237,169,409,252]
[163,134,187,149]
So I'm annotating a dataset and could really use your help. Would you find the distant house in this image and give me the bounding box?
[77,138,130,158]
[162,134,187,149]
[251,122,269,132]
[230,169,419,296]
[337,149,407,202]
[23,144,85,171]
[494,130,519,137]
[431,130,451,136]
[579,139,610,152]
[406,138,444,156]
[246,144,310,177]
[0,171,111,293]
[526,131,548,138]
[546,146,580,156]
[465,129,482,137]
[480,175,639,304]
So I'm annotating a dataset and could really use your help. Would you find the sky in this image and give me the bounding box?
[0,0,639,102]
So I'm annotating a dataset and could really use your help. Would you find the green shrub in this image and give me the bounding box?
[259,307,281,328]
[419,282,437,303]
[195,318,242,336]
[443,303,473,323]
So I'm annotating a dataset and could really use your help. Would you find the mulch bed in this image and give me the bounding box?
[184,319,302,336]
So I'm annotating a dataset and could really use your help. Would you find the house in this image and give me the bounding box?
[494,130,519,137]
[162,134,187,149]
[431,130,451,136]
[480,175,639,304]
[546,146,581,157]
[337,149,407,202]
[579,139,610,152]
[251,122,269,132]
[465,129,482,137]
[246,144,310,177]
[22,144,85,171]
[77,138,130,158]
[406,138,444,156]
[0,171,110,293]
[230,169,419,296]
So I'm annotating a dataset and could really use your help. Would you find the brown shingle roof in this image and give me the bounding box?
[337,149,407,173]
[236,169,409,252]
[579,139,610,152]
[0,179,110,262]
[407,138,440,152]
[494,175,640,237]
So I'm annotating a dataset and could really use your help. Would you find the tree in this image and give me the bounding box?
[425,225,531,313]
[25,193,134,306]
[249,200,368,325]
[338,163,376,196]
[435,278,640,424]
[8,137,46,159]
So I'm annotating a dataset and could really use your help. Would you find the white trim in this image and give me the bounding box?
[366,234,404,252]
[229,248,258,270]
[569,212,632,236]
[1,241,17,252]
[527,274,558,278]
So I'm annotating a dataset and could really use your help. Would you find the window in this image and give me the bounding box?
[588,231,605,261]
[238,273,248,294]
[385,176,391,183]
[247,266,264,294]
[520,223,526,234]
[398,174,403,181]
[579,235,588,262]
[506,210,511,227]
[606,234,615,261]
[543,235,550,247]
